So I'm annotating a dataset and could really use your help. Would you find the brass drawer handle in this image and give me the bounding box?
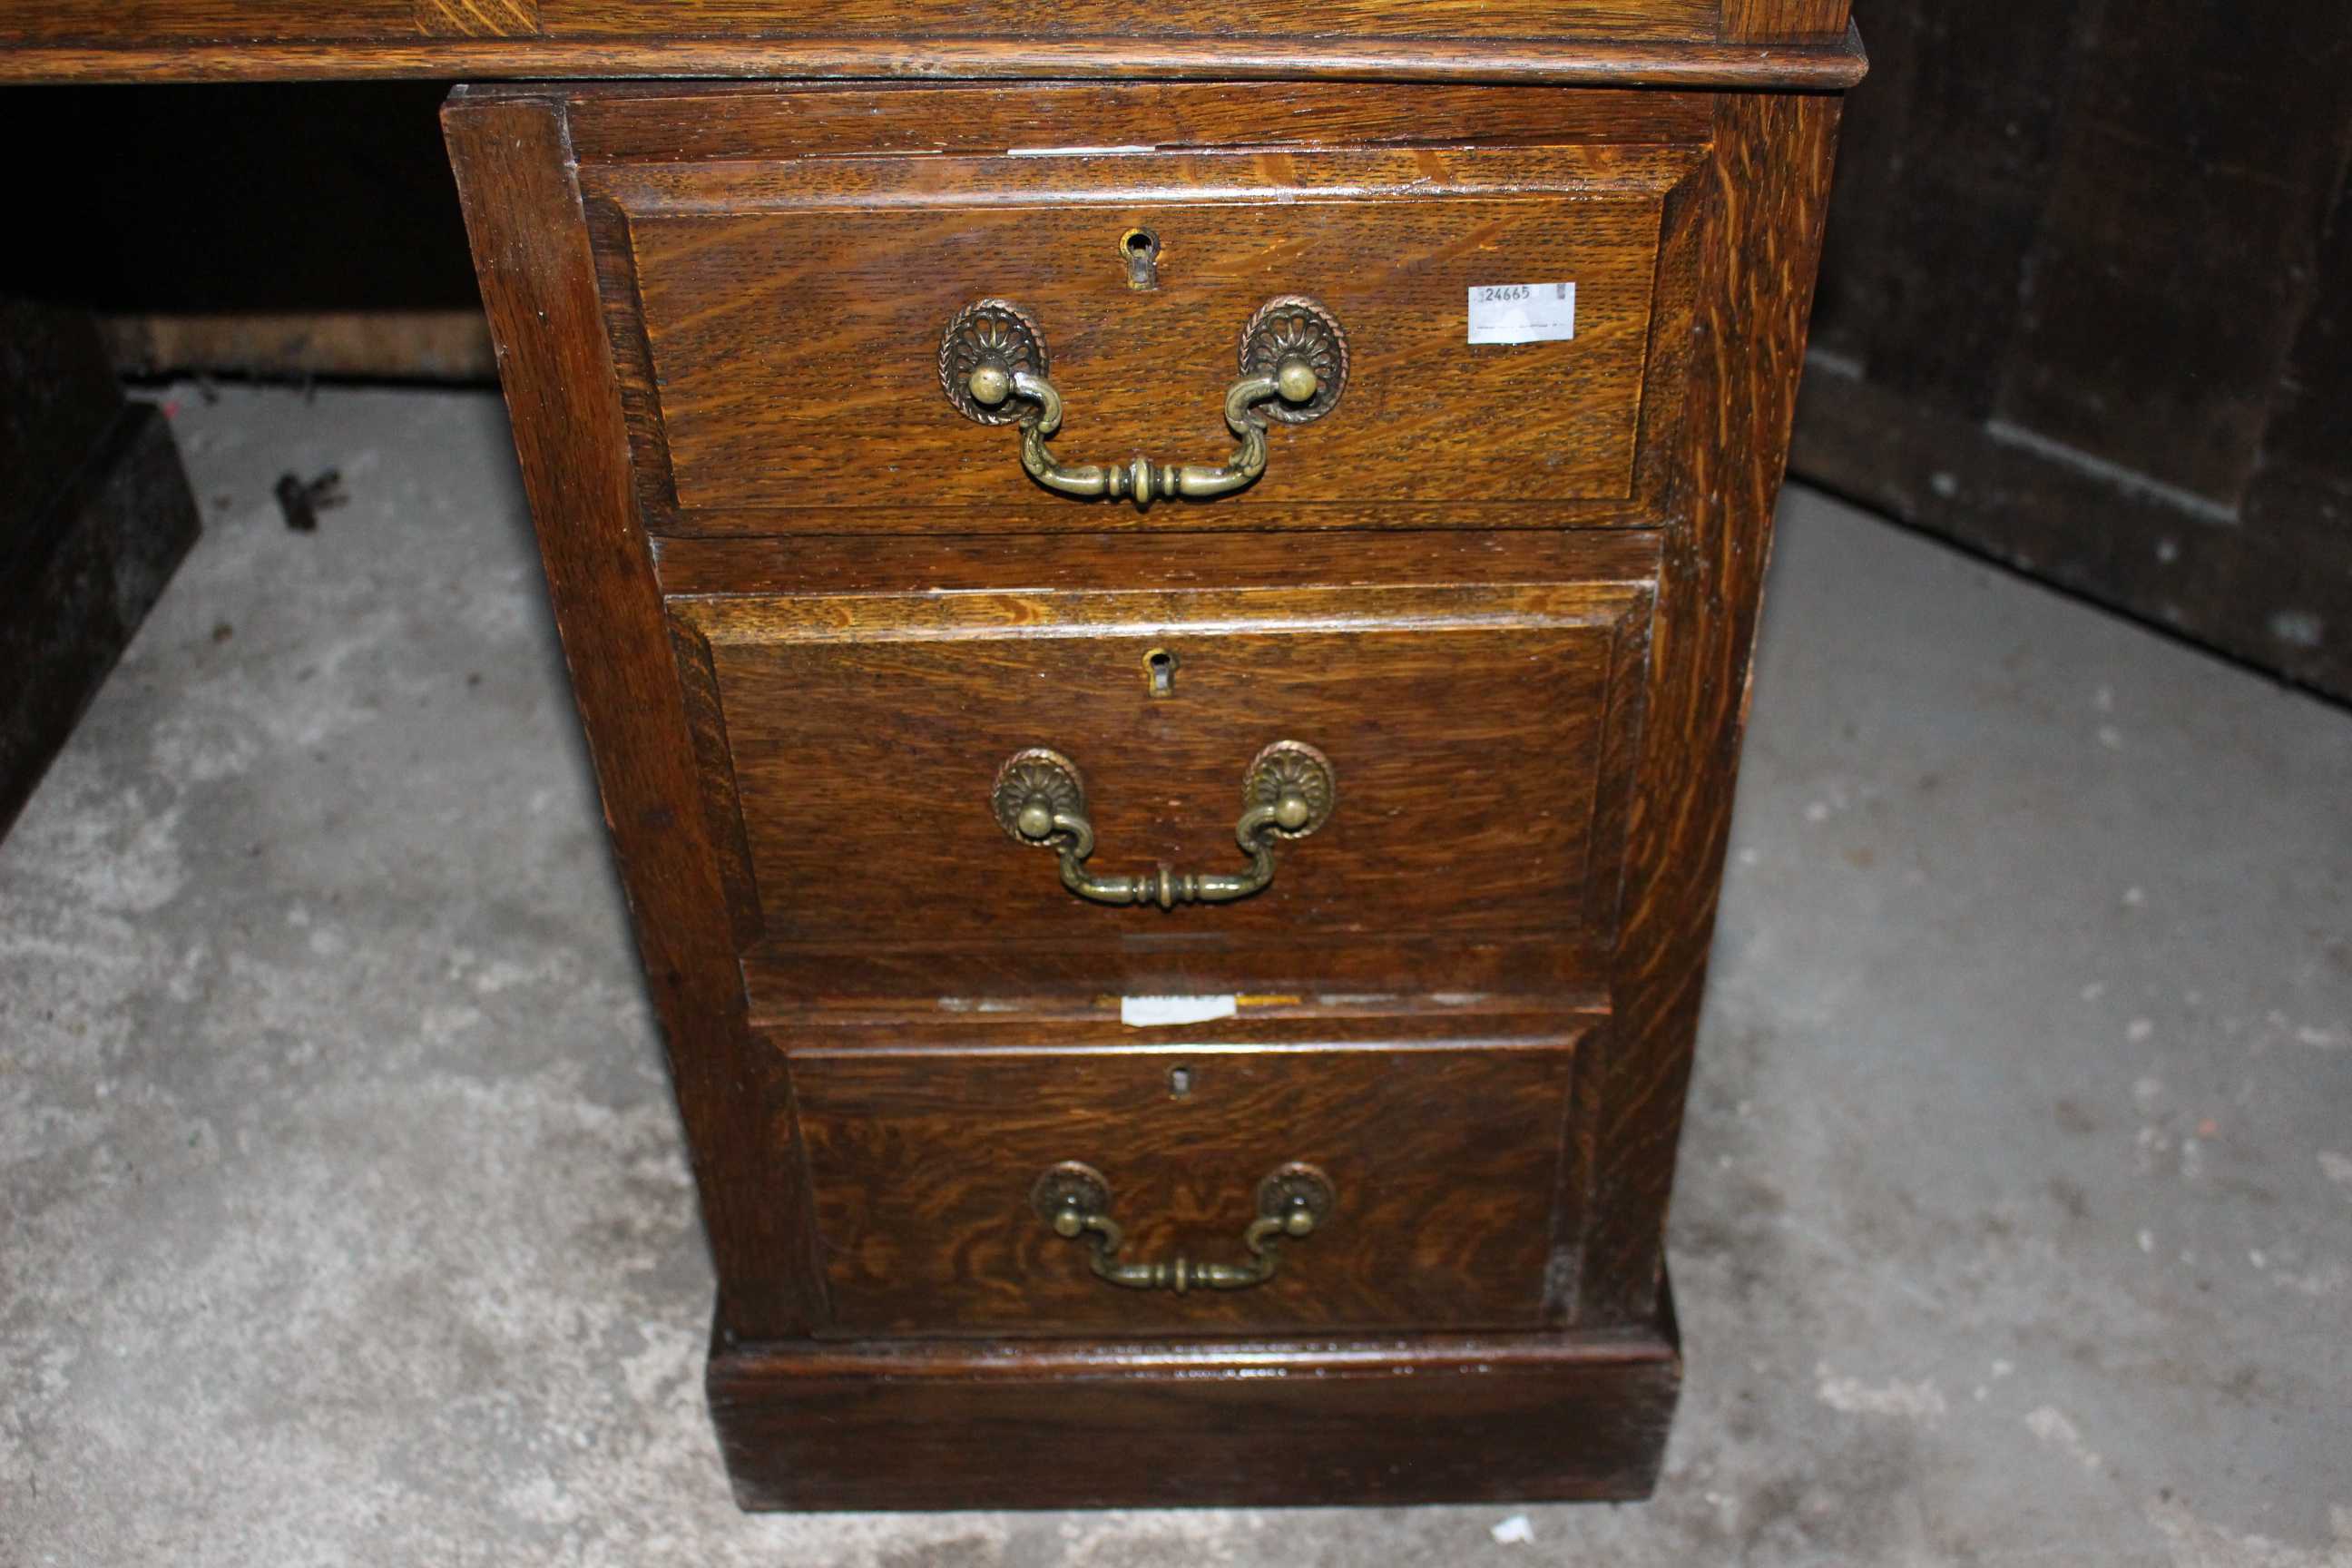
[940,295,1348,510]
[992,740,1335,909]
[1031,1161,1335,1294]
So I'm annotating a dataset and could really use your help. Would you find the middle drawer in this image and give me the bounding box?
[662,534,1655,1005]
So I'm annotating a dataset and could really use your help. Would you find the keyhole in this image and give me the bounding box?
[1168,1066,1193,1098]
[1144,647,1178,696]
[1121,227,1161,291]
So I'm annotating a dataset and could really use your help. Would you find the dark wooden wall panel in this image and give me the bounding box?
[2231,194,2352,670]
[1795,0,2352,703]
[1808,0,2082,411]
[1987,2,2352,505]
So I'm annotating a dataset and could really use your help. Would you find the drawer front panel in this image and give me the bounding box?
[671,571,1650,984]
[607,143,1701,521]
[789,1034,1582,1338]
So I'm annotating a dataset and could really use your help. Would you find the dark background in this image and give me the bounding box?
[6,10,2347,701]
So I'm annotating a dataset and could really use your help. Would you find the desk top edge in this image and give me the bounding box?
[0,24,1864,90]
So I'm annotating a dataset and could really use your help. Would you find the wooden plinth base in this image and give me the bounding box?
[708,1282,1680,1511]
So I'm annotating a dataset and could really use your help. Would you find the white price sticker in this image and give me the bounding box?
[1467,281,1576,345]
[1120,994,1239,1028]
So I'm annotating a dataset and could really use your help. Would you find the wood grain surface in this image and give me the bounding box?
[564,81,1718,164]
[651,525,1664,600]
[710,1309,1680,1508]
[609,145,1698,519]
[444,60,1855,1506]
[789,1034,1582,1338]
[3,0,1706,41]
[657,531,1657,1012]
[1722,0,1850,41]
[541,0,1717,43]
[671,573,1651,977]
[0,29,1868,87]
[416,0,537,34]
[1,0,421,43]
[1575,90,1844,1326]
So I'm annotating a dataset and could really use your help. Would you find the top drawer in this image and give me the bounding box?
[576,87,1711,532]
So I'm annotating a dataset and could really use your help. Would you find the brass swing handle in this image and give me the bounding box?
[1032,1161,1336,1294]
[940,296,1349,510]
[991,741,1336,909]
[993,366,1302,507]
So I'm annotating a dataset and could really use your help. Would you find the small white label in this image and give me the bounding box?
[1005,144,1157,158]
[1120,994,1239,1027]
[1491,1514,1538,1545]
[1467,281,1576,345]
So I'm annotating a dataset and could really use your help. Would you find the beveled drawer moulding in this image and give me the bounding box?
[665,555,1655,978]
[442,14,1857,1507]
[574,85,1716,534]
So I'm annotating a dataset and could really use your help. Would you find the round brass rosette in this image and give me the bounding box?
[940,299,1049,426]
[1030,1161,1113,1228]
[991,747,1086,842]
[1239,295,1348,425]
[1255,1162,1338,1229]
[1241,740,1337,841]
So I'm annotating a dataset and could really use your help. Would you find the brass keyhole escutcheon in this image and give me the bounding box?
[1144,647,1178,696]
[1120,226,1161,290]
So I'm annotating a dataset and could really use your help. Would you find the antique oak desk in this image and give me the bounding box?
[3,4,1862,1510]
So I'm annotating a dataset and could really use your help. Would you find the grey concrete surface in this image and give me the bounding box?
[3,385,2347,1567]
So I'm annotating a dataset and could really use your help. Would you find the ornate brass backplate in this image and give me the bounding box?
[1242,740,1336,842]
[938,299,1048,426]
[1239,295,1348,426]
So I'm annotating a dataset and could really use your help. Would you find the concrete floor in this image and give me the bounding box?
[3,385,2347,1566]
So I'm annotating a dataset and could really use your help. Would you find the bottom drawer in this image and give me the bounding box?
[784,1023,1586,1338]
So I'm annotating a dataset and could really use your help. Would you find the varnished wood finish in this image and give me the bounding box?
[1722,0,1849,42]
[417,0,538,35]
[671,558,1652,992]
[662,533,1652,1016]
[544,0,1717,43]
[573,83,1711,537]
[789,1029,1582,1338]
[712,1311,1681,1510]
[0,0,471,43]
[564,81,1718,164]
[605,146,1695,521]
[441,92,819,1340]
[1576,91,1843,1325]
[438,24,1856,1503]
[741,940,1609,1022]
[0,0,542,46]
[0,0,1709,44]
[0,24,1867,89]
[651,527,1664,601]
